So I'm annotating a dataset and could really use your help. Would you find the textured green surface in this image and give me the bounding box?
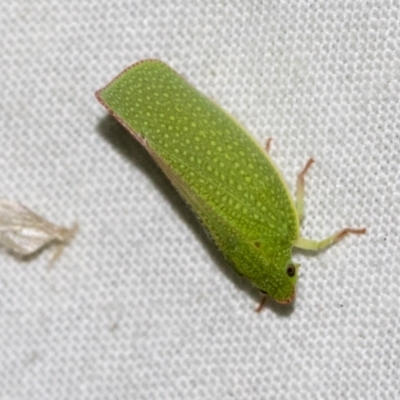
[96,60,301,303]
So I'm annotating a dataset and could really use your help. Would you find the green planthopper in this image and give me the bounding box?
[96,60,365,307]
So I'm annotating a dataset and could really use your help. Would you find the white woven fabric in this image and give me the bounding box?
[0,1,399,399]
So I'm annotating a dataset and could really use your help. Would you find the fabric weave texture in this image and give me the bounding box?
[0,1,399,399]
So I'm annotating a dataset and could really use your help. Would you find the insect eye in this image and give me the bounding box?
[286,264,296,277]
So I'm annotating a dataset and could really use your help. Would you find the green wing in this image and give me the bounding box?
[96,60,299,246]
[97,59,299,301]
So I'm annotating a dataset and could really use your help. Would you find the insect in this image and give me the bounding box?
[96,60,365,306]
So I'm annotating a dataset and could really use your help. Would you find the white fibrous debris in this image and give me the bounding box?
[0,199,77,259]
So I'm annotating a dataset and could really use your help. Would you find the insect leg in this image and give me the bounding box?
[255,295,268,313]
[264,138,273,153]
[293,227,366,251]
[296,158,315,222]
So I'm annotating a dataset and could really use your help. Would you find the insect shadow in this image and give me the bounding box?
[97,115,294,316]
